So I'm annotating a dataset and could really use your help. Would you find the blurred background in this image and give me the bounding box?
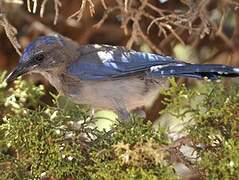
[1,0,239,121]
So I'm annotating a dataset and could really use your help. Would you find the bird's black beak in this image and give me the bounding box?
[5,63,28,83]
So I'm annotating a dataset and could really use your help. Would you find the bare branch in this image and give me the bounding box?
[32,0,38,13]
[100,0,107,9]
[26,0,31,12]
[40,0,48,18]
[68,0,95,22]
[0,15,21,55]
[53,0,62,25]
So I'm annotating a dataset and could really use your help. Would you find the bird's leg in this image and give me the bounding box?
[130,107,146,119]
[116,107,130,121]
[112,97,130,121]
[113,99,146,121]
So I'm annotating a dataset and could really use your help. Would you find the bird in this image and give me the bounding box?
[6,34,239,119]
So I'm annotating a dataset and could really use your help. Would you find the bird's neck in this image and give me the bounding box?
[38,70,63,92]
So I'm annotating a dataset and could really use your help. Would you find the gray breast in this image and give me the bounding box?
[61,74,168,111]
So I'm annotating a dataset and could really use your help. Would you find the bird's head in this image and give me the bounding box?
[6,35,76,82]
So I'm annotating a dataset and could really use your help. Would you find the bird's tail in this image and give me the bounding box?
[149,64,239,80]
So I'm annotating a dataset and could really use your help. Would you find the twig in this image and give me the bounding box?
[53,0,62,25]
[215,6,234,48]
[93,7,119,29]
[68,0,95,22]
[40,0,48,18]
[26,0,62,25]
[27,0,31,12]
[0,15,21,55]
[100,0,107,9]
[32,0,38,13]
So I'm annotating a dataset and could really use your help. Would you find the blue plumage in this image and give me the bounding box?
[68,46,181,80]
[6,35,239,119]
[67,44,238,81]
[21,36,65,63]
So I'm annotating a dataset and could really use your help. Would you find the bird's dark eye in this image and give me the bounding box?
[33,53,45,63]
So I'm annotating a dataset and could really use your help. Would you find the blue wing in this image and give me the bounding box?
[67,45,180,80]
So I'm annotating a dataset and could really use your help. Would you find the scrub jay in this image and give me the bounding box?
[6,34,239,119]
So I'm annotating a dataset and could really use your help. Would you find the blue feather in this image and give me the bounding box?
[67,44,239,81]
[21,36,64,63]
[68,47,179,80]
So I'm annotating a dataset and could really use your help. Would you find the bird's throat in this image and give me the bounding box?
[38,71,63,92]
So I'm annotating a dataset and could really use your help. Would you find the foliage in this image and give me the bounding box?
[0,72,178,179]
[161,78,239,179]
[1,73,239,179]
